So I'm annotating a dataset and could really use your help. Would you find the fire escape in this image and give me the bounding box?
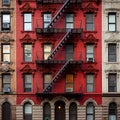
[35,0,100,98]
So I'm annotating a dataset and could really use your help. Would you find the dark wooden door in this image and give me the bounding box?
[55,101,65,120]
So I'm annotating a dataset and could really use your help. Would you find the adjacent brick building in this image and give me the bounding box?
[0,0,16,119]
[16,0,102,120]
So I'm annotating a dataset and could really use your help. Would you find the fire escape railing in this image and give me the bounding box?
[47,29,72,60]
[47,0,70,28]
[43,60,70,93]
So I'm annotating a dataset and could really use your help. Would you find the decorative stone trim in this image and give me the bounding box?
[0,35,14,43]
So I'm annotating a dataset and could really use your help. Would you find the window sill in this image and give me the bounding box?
[105,31,119,33]
[106,62,119,64]
[83,30,97,33]
[21,31,35,33]
[21,62,34,64]
[0,30,13,33]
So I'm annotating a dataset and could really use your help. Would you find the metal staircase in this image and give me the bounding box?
[47,0,70,28]
[43,60,70,93]
[47,29,72,60]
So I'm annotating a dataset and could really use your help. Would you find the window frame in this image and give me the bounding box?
[2,0,10,5]
[86,74,94,92]
[65,13,74,29]
[108,13,116,32]
[108,74,117,92]
[69,102,77,120]
[86,12,94,31]
[43,102,51,120]
[2,44,11,62]
[43,13,52,28]
[23,102,32,120]
[23,13,32,31]
[43,73,52,90]
[1,13,11,31]
[43,44,52,60]
[86,44,94,62]
[66,74,74,93]
[86,102,95,120]
[2,74,11,91]
[108,44,116,62]
[23,44,32,62]
[24,74,32,92]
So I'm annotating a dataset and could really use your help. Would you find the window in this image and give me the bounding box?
[43,13,52,28]
[108,74,117,92]
[2,0,10,5]
[86,74,94,92]
[108,44,116,62]
[69,103,77,120]
[66,14,74,29]
[2,74,11,93]
[2,44,11,62]
[86,13,94,31]
[24,103,32,120]
[109,103,117,120]
[24,44,32,62]
[24,13,32,31]
[44,74,52,89]
[43,103,51,120]
[86,45,94,62]
[66,74,73,92]
[1,13,10,31]
[108,13,116,32]
[2,102,11,120]
[86,102,95,120]
[66,44,74,60]
[43,44,52,60]
[24,74,32,92]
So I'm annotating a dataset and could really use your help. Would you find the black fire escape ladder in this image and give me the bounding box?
[47,29,72,60]
[47,0,70,28]
[43,60,70,93]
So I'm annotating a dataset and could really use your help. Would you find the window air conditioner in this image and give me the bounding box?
[87,57,94,62]
[3,86,10,93]
[66,88,73,93]
[3,23,9,28]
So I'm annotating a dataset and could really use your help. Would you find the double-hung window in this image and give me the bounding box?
[86,74,94,92]
[2,0,10,5]
[108,13,116,32]
[44,74,52,90]
[2,74,11,93]
[24,103,32,120]
[66,74,73,92]
[24,74,32,92]
[86,45,94,62]
[66,44,74,60]
[2,13,10,31]
[86,102,95,120]
[43,13,52,28]
[108,74,117,92]
[66,13,74,29]
[2,44,11,62]
[24,13,32,31]
[86,13,94,31]
[109,103,117,120]
[108,44,116,62]
[24,44,32,62]
[43,44,52,60]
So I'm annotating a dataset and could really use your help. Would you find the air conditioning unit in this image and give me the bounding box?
[66,88,73,93]
[3,23,9,28]
[3,86,10,93]
[87,57,94,62]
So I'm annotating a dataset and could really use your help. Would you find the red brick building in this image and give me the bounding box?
[16,0,102,120]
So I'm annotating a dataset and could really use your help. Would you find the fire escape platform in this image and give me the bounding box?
[35,28,82,34]
[36,92,83,99]
[36,60,83,65]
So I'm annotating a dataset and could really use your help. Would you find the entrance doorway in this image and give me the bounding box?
[55,101,65,120]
